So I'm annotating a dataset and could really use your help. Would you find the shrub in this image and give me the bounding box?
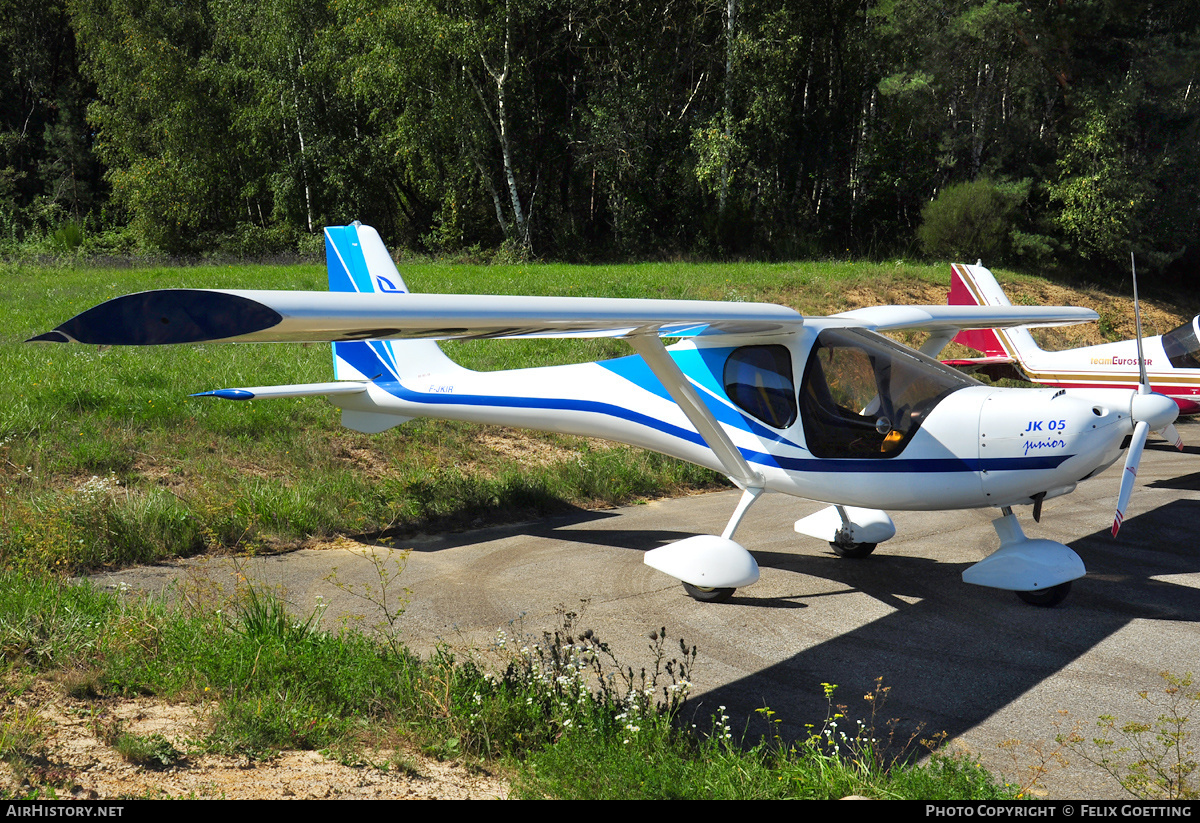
[917,179,1030,263]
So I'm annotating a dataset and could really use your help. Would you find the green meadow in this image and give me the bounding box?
[1,257,949,572]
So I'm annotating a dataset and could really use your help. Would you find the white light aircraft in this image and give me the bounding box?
[946,262,1200,417]
[31,224,1182,607]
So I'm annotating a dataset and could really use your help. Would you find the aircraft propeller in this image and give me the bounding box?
[1112,254,1182,536]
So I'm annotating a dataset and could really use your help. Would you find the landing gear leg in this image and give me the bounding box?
[678,487,764,602]
[795,504,896,556]
[829,505,879,558]
[643,487,764,603]
[961,507,1085,606]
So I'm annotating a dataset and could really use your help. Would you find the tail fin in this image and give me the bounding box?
[948,263,1043,362]
[324,222,460,382]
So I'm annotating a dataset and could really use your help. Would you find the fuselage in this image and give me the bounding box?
[1004,319,1200,414]
[333,324,1135,512]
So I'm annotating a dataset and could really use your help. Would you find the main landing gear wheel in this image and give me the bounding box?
[1016,581,1071,607]
[682,582,736,603]
[829,541,877,559]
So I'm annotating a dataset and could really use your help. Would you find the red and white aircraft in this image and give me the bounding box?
[946,262,1200,417]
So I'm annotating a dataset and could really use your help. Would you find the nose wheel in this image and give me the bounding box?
[962,509,1085,605]
[1015,581,1071,607]
[682,582,736,603]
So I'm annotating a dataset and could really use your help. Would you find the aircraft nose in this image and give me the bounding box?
[1131,391,1178,431]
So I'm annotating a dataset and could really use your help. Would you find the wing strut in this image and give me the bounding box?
[625,333,763,492]
[918,331,958,358]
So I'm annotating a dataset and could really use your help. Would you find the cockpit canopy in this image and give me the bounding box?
[798,328,978,458]
[1162,316,1200,369]
[720,329,979,458]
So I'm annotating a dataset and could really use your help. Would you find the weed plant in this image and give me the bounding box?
[1058,671,1198,799]
[326,548,411,656]
[511,677,1013,799]
[0,704,46,781]
[99,721,186,770]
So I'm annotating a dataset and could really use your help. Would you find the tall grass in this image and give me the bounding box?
[0,569,1015,799]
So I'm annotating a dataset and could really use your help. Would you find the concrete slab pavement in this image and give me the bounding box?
[93,422,1200,799]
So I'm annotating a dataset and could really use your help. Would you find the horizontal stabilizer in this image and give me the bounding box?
[940,356,1018,367]
[940,356,1027,382]
[191,382,370,401]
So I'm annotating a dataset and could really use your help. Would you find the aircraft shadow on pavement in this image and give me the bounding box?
[347,491,1199,759]
[672,499,1200,754]
[354,506,641,553]
[1147,439,1200,456]
[1147,470,1200,492]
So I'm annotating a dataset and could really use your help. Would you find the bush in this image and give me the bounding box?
[213,223,307,258]
[917,179,1031,263]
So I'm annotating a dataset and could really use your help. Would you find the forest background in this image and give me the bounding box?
[4,0,1200,281]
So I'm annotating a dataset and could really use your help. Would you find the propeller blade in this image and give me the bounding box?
[1112,256,1175,537]
[1131,253,1150,394]
[1161,422,1184,452]
[1112,420,1149,537]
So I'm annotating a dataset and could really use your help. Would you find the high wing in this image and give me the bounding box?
[30,288,1097,346]
[828,304,1098,357]
[29,289,803,344]
[30,287,1100,506]
[830,304,1097,332]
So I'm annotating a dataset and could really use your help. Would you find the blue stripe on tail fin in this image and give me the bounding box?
[326,223,411,294]
[324,222,459,381]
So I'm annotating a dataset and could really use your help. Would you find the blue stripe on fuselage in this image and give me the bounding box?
[338,340,1071,475]
[597,349,801,446]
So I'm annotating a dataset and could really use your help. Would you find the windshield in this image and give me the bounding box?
[799,328,978,458]
[1161,316,1200,369]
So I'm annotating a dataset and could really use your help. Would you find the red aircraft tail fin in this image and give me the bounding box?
[948,263,1015,359]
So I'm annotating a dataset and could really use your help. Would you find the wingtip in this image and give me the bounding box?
[25,330,71,343]
[190,389,256,400]
[37,290,283,345]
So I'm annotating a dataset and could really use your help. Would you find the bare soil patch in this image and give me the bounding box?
[2,680,508,800]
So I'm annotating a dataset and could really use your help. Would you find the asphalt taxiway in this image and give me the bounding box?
[95,422,1200,799]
